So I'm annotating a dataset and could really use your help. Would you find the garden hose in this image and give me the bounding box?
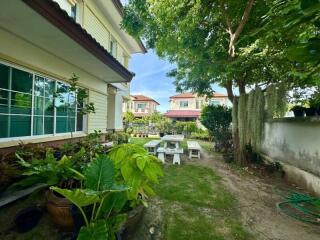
[273,187,320,224]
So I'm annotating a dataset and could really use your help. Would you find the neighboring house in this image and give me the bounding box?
[0,0,146,150]
[164,92,230,121]
[123,95,160,118]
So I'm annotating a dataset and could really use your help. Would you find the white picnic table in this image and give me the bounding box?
[144,140,162,155]
[157,135,184,165]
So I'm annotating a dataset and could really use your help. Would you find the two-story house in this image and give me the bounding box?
[164,92,230,121]
[0,0,146,150]
[123,95,160,118]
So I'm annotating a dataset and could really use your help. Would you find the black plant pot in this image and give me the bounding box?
[292,108,305,117]
[305,107,316,117]
[15,206,43,233]
[159,132,164,137]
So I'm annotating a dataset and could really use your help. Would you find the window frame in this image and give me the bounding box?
[179,100,189,108]
[0,60,86,142]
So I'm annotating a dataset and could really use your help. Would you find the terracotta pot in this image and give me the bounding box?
[46,190,74,232]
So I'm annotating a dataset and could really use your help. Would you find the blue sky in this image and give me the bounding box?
[128,50,176,112]
[128,50,228,112]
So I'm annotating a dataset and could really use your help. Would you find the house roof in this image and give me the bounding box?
[22,0,142,82]
[164,110,201,118]
[132,95,160,105]
[170,92,228,99]
[170,93,196,99]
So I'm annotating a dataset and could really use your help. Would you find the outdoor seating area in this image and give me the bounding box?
[143,135,201,165]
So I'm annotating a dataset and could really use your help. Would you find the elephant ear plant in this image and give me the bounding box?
[51,155,129,240]
[108,144,163,207]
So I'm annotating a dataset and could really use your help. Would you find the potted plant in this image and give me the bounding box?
[108,144,163,237]
[10,148,86,231]
[51,155,128,239]
[291,105,305,117]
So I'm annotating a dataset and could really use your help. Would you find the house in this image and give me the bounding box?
[123,95,160,118]
[0,0,146,150]
[164,92,229,121]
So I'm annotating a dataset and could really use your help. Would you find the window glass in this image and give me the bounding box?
[180,101,188,107]
[11,92,32,114]
[10,115,31,137]
[0,63,84,139]
[12,68,33,94]
[44,116,54,134]
[0,90,9,113]
[0,115,8,138]
[0,64,9,90]
[33,116,44,136]
[137,103,147,109]
[44,79,55,98]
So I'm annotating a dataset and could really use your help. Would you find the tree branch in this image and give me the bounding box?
[233,0,254,42]
[218,0,233,35]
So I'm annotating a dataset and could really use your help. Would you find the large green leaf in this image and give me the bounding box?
[97,192,128,218]
[85,155,115,191]
[50,187,99,207]
[77,220,109,240]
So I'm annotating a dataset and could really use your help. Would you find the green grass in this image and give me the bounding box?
[154,164,253,240]
[130,137,252,239]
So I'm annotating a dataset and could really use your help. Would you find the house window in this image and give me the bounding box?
[0,62,85,139]
[110,37,117,57]
[137,103,147,110]
[180,101,188,108]
[71,4,77,20]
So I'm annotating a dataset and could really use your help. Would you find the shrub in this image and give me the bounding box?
[190,130,211,141]
[200,105,232,146]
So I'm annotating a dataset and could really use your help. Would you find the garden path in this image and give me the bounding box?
[194,149,320,240]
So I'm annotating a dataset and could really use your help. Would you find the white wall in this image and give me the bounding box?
[262,118,320,176]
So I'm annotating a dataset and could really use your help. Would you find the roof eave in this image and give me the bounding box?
[23,0,134,82]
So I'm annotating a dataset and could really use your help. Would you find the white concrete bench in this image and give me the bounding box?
[165,148,184,165]
[144,140,162,155]
[187,141,201,159]
[157,147,166,163]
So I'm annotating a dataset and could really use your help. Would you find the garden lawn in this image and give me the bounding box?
[155,165,253,240]
[131,137,252,239]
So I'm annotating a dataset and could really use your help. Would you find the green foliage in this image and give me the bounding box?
[108,144,163,206]
[51,155,128,239]
[200,105,232,146]
[173,121,198,136]
[190,130,211,141]
[68,74,95,115]
[266,83,288,119]
[10,148,84,190]
[123,111,135,124]
[106,132,130,145]
[77,220,109,240]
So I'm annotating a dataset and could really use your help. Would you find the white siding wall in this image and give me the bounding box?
[88,90,108,133]
[83,5,110,51]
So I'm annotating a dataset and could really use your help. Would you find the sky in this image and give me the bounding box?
[128,50,176,112]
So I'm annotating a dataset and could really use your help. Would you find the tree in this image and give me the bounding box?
[200,105,232,147]
[122,0,318,164]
